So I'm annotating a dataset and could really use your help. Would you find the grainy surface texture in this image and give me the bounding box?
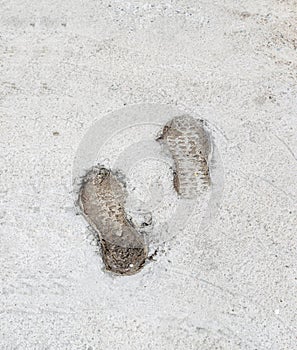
[0,0,296,349]
[157,115,212,197]
[79,166,147,275]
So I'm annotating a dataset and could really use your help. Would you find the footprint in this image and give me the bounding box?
[78,115,212,275]
[157,115,212,199]
[78,166,148,275]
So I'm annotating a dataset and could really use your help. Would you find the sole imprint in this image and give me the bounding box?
[157,115,212,199]
[78,166,148,275]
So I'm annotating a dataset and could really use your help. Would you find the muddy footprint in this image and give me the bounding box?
[157,115,212,199]
[78,115,211,275]
[78,166,148,275]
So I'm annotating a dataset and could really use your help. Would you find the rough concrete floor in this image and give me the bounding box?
[0,0,296,349]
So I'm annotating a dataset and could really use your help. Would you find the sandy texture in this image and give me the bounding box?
[1,0,296,349]
[78,166,147,275]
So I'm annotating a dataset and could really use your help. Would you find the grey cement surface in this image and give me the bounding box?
[0,0,297,349]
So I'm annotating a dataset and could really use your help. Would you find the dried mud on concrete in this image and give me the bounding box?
[1,0,297,349]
